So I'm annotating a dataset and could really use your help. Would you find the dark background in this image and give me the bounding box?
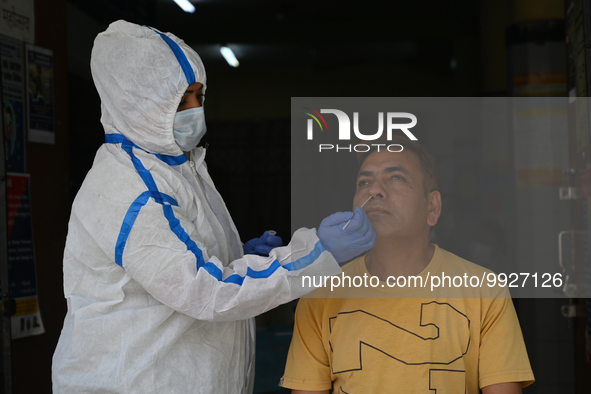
[2,0,590,393]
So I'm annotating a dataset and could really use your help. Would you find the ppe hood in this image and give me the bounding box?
[91,20,206,156]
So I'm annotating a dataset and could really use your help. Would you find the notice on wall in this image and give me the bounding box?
[1,34,26,173]
[0,0,34,44]
[26,45,54,144]
[6,173,44,338]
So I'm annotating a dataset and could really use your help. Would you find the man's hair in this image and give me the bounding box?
[357,135,438,194]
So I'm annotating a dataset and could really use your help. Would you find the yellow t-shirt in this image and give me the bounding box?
[281,245,534,393]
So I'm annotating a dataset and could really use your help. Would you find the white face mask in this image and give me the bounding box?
[173,106,207,152]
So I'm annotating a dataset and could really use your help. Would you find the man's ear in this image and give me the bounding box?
[427,191,441,227]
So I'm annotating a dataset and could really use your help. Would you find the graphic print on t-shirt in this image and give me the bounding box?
[328,301,470,393]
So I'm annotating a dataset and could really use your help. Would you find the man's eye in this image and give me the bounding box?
[358,180,370,187]
[391,175,404,180]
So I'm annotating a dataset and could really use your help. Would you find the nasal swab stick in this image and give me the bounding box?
[342,195,373,230]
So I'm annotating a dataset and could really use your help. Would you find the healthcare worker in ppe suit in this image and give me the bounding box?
[52,20,375,394]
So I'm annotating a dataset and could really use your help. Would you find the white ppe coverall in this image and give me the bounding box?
[52,20,341,394]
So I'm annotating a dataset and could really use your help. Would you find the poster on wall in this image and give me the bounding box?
[0,0,34,44]
[25,44,54,144]
[1,34,25,173]
[6,173,44,338]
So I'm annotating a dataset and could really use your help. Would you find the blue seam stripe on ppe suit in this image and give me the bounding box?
[121,142,164,202]
[146,26,196,86]
[115,191,153,267]
[155,153,187,166]
[105,133,187,165]
[105,134,324,283]
[220,241,327,285]
[282,241,326,271]
[114,190,179,268]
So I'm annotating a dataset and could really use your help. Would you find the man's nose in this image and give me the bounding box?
[368,181,386,199]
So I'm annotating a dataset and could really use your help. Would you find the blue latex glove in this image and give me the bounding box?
[243,231,283,256]
[317,206,376,263]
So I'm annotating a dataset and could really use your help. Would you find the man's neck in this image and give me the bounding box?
[365,236,434,281]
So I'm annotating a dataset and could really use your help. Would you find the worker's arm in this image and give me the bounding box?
[113,188,342,321]
[482,383,522,394]
[115,166,380,323]
[122,197,343,322]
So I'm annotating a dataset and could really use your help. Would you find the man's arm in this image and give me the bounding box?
[478,292,534,390]
[291,391,329,394]
[482,382,522,393]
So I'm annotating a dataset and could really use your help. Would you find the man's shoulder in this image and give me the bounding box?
[437,246,495,275]
[435,245,509,298]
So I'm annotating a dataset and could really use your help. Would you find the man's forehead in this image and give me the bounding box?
[184,82,203,93]
[358,149,420,174]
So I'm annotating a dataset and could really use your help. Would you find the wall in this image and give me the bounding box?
[9,0,70,392]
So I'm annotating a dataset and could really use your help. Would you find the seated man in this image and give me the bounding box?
[281,136,534,393]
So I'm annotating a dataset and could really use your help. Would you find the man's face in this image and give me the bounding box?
[177,82,204,112]
[353,149,440,239]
